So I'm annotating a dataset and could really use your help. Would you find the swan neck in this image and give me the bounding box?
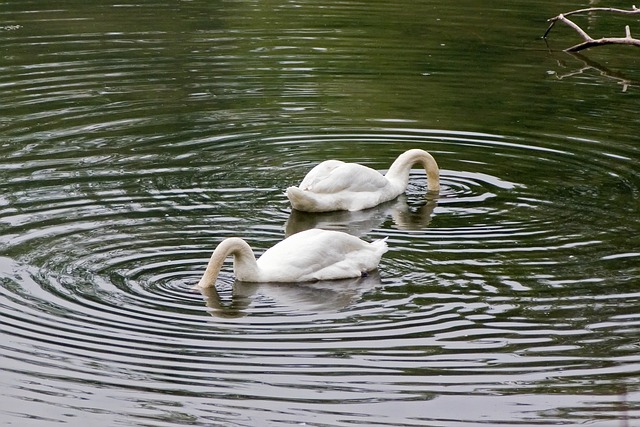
[385,149,440,192]
[196,238,258,288]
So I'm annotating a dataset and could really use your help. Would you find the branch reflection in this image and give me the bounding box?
[551,51,639,92]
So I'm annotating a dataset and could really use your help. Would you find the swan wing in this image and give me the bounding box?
[299,160,345,190]
[256,229,387,282]
[301,162,388,194]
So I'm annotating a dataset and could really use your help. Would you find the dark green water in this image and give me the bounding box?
[1,1,640,426]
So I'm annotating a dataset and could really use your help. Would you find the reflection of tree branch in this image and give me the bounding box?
[551,52,638,92]
[544,6,640,52]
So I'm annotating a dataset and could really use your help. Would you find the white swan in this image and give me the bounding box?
[286,149,440,212]
[195,228,388,289]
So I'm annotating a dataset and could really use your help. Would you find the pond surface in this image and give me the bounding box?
[1,1,640,426]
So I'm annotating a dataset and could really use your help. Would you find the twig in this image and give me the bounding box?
[544,6,640,52]
[558,6,640,17]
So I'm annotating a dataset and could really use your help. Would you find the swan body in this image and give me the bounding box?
[286,149,440,212]
[195,228,388,289]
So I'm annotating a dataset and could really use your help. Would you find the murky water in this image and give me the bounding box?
[2,1,640,426]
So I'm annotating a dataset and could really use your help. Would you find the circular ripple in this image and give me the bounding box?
[3,127,640,427]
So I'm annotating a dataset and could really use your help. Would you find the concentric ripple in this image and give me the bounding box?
[3,124,640,426]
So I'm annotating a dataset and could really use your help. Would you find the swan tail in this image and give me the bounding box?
[287,186,322,212]
[371,236,389,255]
[355,237,388,276]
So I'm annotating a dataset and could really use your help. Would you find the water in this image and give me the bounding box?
[1,1,640,426]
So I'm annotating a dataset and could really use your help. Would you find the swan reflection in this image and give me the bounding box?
[199,271,382,318]
[285,194,438,237]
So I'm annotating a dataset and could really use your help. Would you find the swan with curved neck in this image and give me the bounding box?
[286,149,440,212]
[195,228,388,289]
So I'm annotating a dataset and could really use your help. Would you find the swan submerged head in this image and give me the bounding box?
[195,237,259,289]
[384,148,440,193]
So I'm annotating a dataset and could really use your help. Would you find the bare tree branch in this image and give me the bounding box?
[558,6,640,17]
[544,6,640,52]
